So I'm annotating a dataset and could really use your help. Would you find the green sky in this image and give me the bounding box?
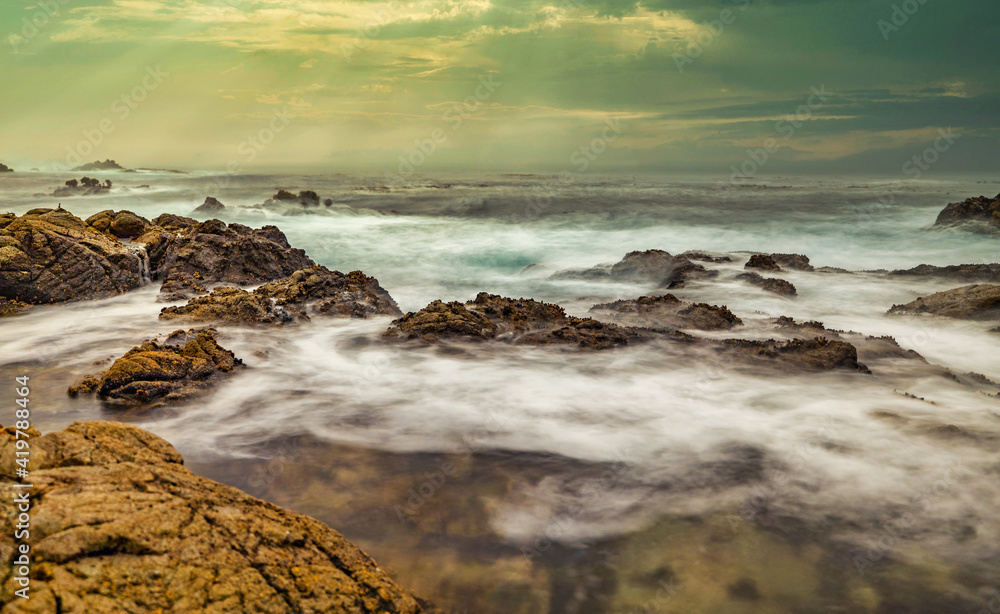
[1,0,998,174]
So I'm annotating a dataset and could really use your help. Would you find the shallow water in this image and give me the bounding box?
[2,171,1000,612]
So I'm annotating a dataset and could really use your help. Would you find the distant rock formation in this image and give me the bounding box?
[934,192,1000,231]
[53,176,112,196]
[72,158,125,171]
[590,294,742,331]
[193,196,226,214]
[736,272,797,296]
[889,263,1000,283]
[160,265,402,325]
[265,189,326,208]
[0,421,439,613]
[552,250,718,288]
[0,162,13,173]
[888,284,1000,320]
[67,328,242,406]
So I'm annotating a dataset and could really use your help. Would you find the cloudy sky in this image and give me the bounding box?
[1,0,997,175]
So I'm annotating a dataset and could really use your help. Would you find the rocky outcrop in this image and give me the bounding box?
[0,421,438,613]
[0,163,12,173]
[889,263,1000,283]
[678,251,732,263]
[0,208,147,304]
[85,209,150,239]
[770,316,923,363]
[736,272,797,297]
[745,254,782,271]
[52,177,112,196]
[139,218,314,301]
[67,328,242,406]
[721,337,869,372]
[553,250,717,288]
[589,294,742,331]
[0,298,27,317]
[887,284,1000,320]
[770,253,814,271]
[934,193,1000,230]
[160,266,402,325]
[386,293,648,349]
[72,159,125,171]
[193,196,226,214]
[265,190,325,208]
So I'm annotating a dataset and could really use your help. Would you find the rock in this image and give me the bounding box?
[721,337,869,372]
[0,421,438,613]
[934,192,1000,230]
[745,254,782,271]
[889,263,1000,283]
[0,163,12,173]
[770,253,814,271]
[0,208,146,304]
[553,250,717,288]
[193,196,226,214]
[267,190,322,207]
[52,177,113,196]
[590,294,742,330]
[678,251,732,263]
[0,297,27,317]
[887,284,1000,320]
[67,328,242,406]
[386,293,647,349]
[72,159,125,171]
[138,218,313,301]
[160,265,402,324]
[85,209,151,239]
[736,272,797,296]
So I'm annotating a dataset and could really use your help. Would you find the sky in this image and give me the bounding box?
[0,0,998,175]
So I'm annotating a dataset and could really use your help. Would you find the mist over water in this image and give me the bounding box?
[3,171,1000,611]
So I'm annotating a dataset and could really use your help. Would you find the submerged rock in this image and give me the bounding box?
[553,250,717,288]
[769,253,814,271]
[934,192,1000,230]
[678,251,733,263]
[736,272,797,297]
[0,421,438,613]
[888,284,1000,320]
[0,208,147,304]
[68,328,242,406]
[85,209,151,239]
[888,263,1000,283]
[721,337,869,372]
[139,217,314,301]
[386,293,647,349]
[745,254,782,272]
[193,196,226,214]
[590,294,743,331]
[160,265,402,324]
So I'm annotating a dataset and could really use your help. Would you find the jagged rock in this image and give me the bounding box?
[52,177,112,196]
[67,328,242,406]
[736,272,797,296]
[889,263,1000,283]
[745,254,782,271]
[85,209,151,239]
[72,159,125,171]
[0,297,27,317]
[770,316,923,363]
[266,190,323,208]
[0,421,438,613]
[678,251,732,263]
[721,337,869,372]
[888,284,1000,320]
[193,196,226,214]
[386,293,647,349]
[0,208,146,304]
[160,266,402,324]
[590,294,742,331]
[138,218,313,301]
[934,192,1000,230]
[552,250,717,288]
[0,163,12,173]
[770,253,814,271]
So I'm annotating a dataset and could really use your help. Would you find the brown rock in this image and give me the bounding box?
[736,272,797,296]
[0,208,146,304]
[85,209,151,239]
[888,263,1000,283]
[67,328,243,406]
[0,297,27,317]
[887,284,1000,320]
[745,254,782,272]
[934,192,1000,230]
[160,265,402,325]
[193,196,226,214]
[770,253,814,271]
[0,421,438,613]
[590,294,742,331]
[721,337,869,372]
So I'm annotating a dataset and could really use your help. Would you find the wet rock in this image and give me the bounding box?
[553,250,717,288]
[590,294,742,331]
[889,263,1000,283]
[0,162,12,173]
[745,254,782,271]
[0,297,27,317]
[770,253,814,271]
[934,192,1000,230]
[736,272,797,296]
[193,196,226,214]
[720,337,869,372]
[267,190,323,208]
[887,284,1000,320]
[678,251,732,263]
[386,293,647,349]
[52,176,112,196]
[139,218,313,301]
[0,421,438,613]
[160,265,402,324]
[67,328,243,406]
[85,209,151,239]
[0,208,146,304]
